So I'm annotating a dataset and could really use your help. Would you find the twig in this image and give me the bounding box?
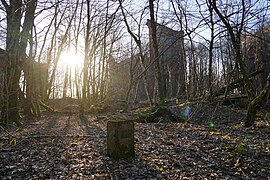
[0,125,15,139]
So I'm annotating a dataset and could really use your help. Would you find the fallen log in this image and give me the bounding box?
[38,100,54,113]
[212,67,270,97]
[136,106,184,123]
[215,95,248,107]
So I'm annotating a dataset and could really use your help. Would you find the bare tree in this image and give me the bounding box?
[149,0,165,103]
[46,1,79,100]
[210,0,270,127]
[82,0,91,112]
[118,0,153,106]
[0,0,36,125]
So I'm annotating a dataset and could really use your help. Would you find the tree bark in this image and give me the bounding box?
[1,0,36,125]
[245,78,270,127]
[63,66,69,99]
[207,1,214,97]
[82,0,91,113]
[210,0,266,127]
[149,0,165,103]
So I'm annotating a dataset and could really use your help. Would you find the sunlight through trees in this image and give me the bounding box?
[0,0,268,126]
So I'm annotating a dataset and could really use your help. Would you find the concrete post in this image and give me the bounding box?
[107,120,135,159]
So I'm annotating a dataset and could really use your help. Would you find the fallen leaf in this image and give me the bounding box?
[9,138,16,146]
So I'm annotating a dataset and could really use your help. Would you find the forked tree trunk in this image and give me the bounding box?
[1,0,23,126]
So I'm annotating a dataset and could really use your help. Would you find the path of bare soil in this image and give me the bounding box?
[0,105,269,179]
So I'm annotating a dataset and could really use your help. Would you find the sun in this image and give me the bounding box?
[59,51,84,68]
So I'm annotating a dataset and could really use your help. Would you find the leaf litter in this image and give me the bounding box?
[0,104,269,179]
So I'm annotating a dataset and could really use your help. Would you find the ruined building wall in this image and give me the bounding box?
[108,21,186,102]
[0,48,48,105]
[108,58,131,100]
[147,20,185,98]
[243,24,270,91]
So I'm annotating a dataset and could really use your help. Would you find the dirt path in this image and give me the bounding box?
[0,110,269,179]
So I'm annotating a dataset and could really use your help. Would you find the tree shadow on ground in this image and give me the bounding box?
[78,114,164,179]
[0,111,269,179]
[135,122,270,179]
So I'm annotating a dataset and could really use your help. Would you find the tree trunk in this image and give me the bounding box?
[99,0,110,101]
[1,64,22,126]
[149,0,165,103]
[245,79,270,127]
[118,0,153,106]
[63,66,69,99]
[208,1,214,97]
[0,0,23,126]
[82,0,91,113]
[211,0,266,127]
[125,52,139,109]
[46,2,78,100]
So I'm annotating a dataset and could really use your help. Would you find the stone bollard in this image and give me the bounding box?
[107,120,135,159]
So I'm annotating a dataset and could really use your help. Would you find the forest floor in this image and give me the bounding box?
[0,102,270,179]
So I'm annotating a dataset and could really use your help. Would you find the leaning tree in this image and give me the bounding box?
[210,0,270,127]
